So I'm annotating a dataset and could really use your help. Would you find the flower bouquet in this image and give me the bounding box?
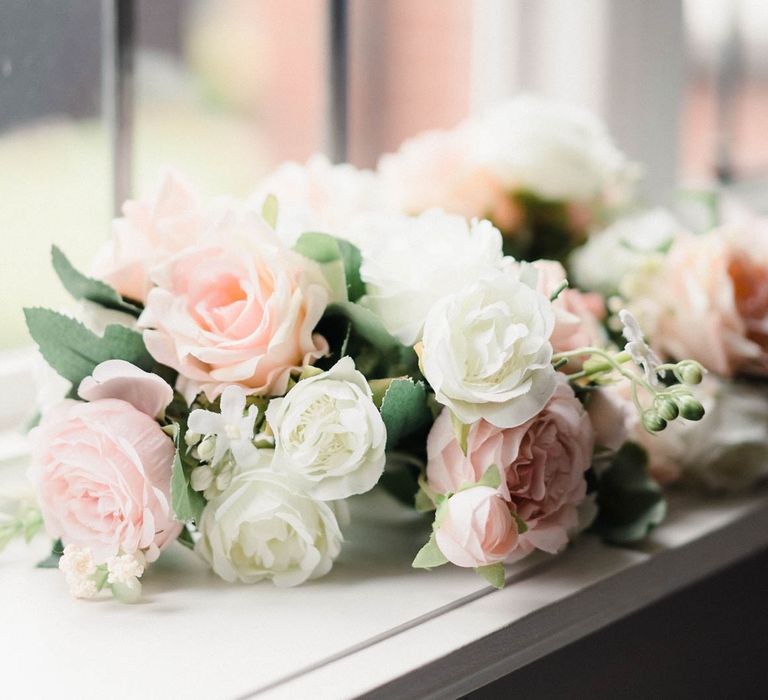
[10,95,759,605]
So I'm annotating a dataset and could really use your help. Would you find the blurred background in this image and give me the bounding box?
[1,0,767,351]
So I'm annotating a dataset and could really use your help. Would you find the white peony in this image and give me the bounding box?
[196,463,343,587]
[349,209,506,345]
[266,358,386,501]
[472,95,637,203]
[569,208,682,296]
[421,270,557,428]
[249,154,385,246]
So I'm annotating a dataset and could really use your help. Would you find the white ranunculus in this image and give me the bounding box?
[348,209,506,345]
[196,463,343,586]
[472,95,637,203]
[421,271,557,428]
[249,154,385,246]
[633,377,768,492]
[569,209,682,296]
[265,357,386,500]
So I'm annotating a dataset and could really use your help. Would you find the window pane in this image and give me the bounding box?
[133,0,328,196]
[0,0,109,350]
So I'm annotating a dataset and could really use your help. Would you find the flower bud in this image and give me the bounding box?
[642,410,667,433]
[197,435,216,462]
[184,430,201,447]
[675,361,704,385]
[676,395,705,421]
[654,397,679,422]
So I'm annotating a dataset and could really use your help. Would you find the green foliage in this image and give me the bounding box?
[475,464,501,490]
[36,539,64,569]
[261,193,279,229]
[51,245,142,315]
[167,423,206,524]
[412,534,448,569]
[592,442,667,545]
[24,308,155,389]
[379,378,432,450]
[475,563,505,589]
[294,232,365,302]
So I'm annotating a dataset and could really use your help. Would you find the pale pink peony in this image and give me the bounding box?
[78,360,174,419]
[530,260,607,361]
[647,226,768,377]
[427,378,593,560]
[139,211,329,402]
[90,171,213,303]
[28,399,181,563]
[378,128,522,232]
[434,486,519,568]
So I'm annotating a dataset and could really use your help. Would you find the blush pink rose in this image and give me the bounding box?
[28,399,181,563]
[531,260,607,362]
[378,128,522,233]
[139,212,329,402]
[434,486,519,568]
[78,360,174,419]
[90,171,212,303]
[650,227,768,377]
[427,378,593,559]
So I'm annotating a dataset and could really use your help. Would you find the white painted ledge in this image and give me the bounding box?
[2,463,767,700]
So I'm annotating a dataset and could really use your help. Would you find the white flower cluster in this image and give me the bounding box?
[58,545,145,603]
[189,358,386,587]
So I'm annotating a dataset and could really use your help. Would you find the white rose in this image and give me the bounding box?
[569,209,682,296]
[421,271,557,428]
[196,463,343,587]
[249,154,385,246]
[349,210,506,345]
[472,95,637,203]
[632,376,768,492]
[266,357,386,500]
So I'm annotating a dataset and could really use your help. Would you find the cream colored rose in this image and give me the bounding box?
[266,358,386,501]
[348,210,506,345]
[421,271,556,428]
[473,95,637,203]
[196,464,343,587]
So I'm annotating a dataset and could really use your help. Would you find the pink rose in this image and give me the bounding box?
[434,486,519,568]
[28,399,181,563]
[90,171,210,303]
[427,378,593,559]
[139,213,329,402]
[78,360,174,419]
[649,227,768,377]
[378,128,522,233]
[531,260,607,362]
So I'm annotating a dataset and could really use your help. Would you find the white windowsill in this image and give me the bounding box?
[2,458,767,700]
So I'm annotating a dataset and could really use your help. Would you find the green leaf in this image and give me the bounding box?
[379,378,432,450]
[476,464,502,490]
[261,193,279,229]
[176,525,196,551]
[475,563,506,589]
[335,238,365,302]
[325,302,403,352]
[51,246,141,315]
[450,411,471,456]
[24,308,155,388]
[36,539,64,569]
[169,425,206,524]
[412,534,449,569]
[512,512,528,535]
[592,442,667,546]
[415,487,436,513]
[294,233,365,302]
